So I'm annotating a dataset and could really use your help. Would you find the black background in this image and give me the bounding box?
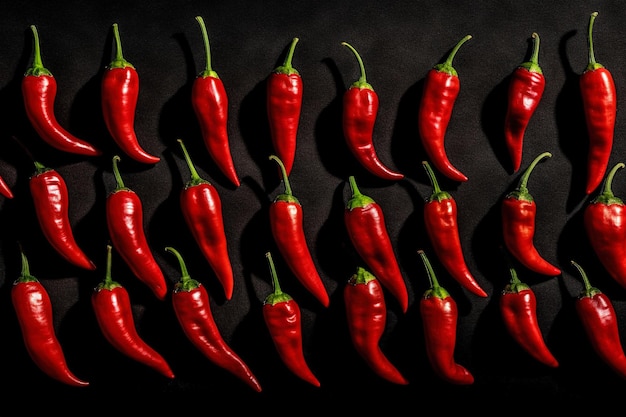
[1,0,625,411]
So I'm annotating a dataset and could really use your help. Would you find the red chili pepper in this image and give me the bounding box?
[177,138,234,300]
[166,246,262,392]
[266,37,302,176]
[418,249,474,385]
[570,260,626,379]
[344,175,408,312]
[101,23,160,165]
[12,248,89,387]
[584,162,626,289]
[504,32,545,173]
[422,160,487,297]
[501,151,561,276]
[106,155,168,300]
[580,12,616,195]
[341,42,404,181]
[192,16,240,187]
[268,154,329,307]
[0,174,13,199]
[418,35,471,183]
[29,159,96,271]
[22,25,101,157]
[263,251,320,387]
[343,266,408,385]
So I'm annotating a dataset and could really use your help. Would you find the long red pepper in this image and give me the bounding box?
[263,251,320,387]
[12,248,89,387]
[504,32,545,173]
[92,245,175,378]
[106,155,168,300]
[418,249,474,385]
[341,42,404,181]
[269,154,329,307]
[266,37,302,176]
[584,162,626,290]
[422,160,487,297]
[178,138,234,300]
[501,151,561,276]
[418,35,471,183]
[344,266,408,385]
[192,16,240,187]
[344,175,408,312]
[0,175,13,199]
[102,23,160,165]
[570,260,626,379]
[166,246,262,392]
[22,25,101,157]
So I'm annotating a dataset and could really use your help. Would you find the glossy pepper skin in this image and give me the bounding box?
[12,249,89,387]
[344,266,408,385]
[106,155,168,300]
[29,160,96,271]
[0,175,14,199]
[102,24,160,165]
[422,160,487,297]
[571,260,626,379]
[263,251,320,387]
[584,162,626,289]
[178,138,234,300]
[502,151,561,276]
[167,246,262,392]
[341,42,403,181]
[344,175,408,312]
[504,32,545,173]
[192,16,240,187]
[580,12,616,195]
[418,250,474,385]
[22,25,101,157]
[266,37,302,176]
[418,35,471,183]
[269,154,329,307]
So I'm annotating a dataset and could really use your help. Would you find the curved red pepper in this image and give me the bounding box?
[344,266,408,385]
[580,12,616,195]
[22,25,101,157]
[344,175,408,312]
[102,23,160,165]
[341,42,403,181]
[106,155,168,300]
[418,35,471,183]
[504,32,545,173]
[418,249,474,385]
[12,249,89,387]
[267,37,302,176]
[501,151,561,276]
[167,246,262,392]
[422,160,487,297]
[263,251,320,387]
[571,260,626,379]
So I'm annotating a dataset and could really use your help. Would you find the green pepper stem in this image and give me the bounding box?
[166,246,201,292]
[342,42,372,89]
[435,34,471,76]
[423,160,451,202]
[275,37,300,75]
[516,151,551,193]
[269,155,292,196]
[196,16,218,78]
[105,244,113,284]
[419,250,450,299]
[111,155,127,190]
[178,138,208,187]
[108,23,134,69]
[25,25,52,76]
[587,12,601,69]
[519,33,543,74]
[266,251,283,295]
[571,260,601,297]
[600,162,625,197]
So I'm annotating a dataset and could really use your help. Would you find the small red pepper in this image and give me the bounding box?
[266,37,302,176]
[269,154,330,307]
[22,25,101,157]
[167,246,262,392]
[422,160,487,297]
[106,155,168,300]
[418,35,471,183]
[580,12,617,195]
[504,32,545,173]
[192,16,240,187]
[341,42,404,181]
[344,175,408,313]
[0,174,13,199]
[263,251,321,387]
[12,248,89,387]
[501,151,561,276]
[344,266,408,385]
[418,249,474,385]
